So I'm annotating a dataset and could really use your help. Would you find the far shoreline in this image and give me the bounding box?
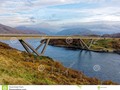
[49,44,120,55]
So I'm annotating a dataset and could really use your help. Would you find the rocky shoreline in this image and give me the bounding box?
[47,39,120,55]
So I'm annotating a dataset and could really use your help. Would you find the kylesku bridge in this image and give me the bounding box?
[0,34,119,56]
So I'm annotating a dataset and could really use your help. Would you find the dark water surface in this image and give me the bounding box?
[1,39,120,84]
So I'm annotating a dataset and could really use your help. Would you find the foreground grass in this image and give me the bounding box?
[0,42,117,85]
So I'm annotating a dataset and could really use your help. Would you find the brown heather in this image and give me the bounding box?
[0,42,118,85]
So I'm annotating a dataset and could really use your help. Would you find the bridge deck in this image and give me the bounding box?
[0,34,119,40]
[0,34,119,56]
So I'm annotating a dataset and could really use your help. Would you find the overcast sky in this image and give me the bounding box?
[0,0,120,27]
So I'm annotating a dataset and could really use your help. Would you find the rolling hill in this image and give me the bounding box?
[0,24,24,34]
[0,23,44,34]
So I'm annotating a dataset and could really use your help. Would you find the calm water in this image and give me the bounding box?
[1,39,120,84]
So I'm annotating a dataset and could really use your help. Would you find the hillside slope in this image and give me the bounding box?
[0,24,24,34]
[0,24,44,34]
[0,42,117,85]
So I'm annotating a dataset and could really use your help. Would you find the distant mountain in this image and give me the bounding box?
[86,23,120,34]
[0,23,44,34]
[16,26,45,34]
[62,21,120,34]
[0,23,24,34]
[56,27,97,36]
[102,33,120,38]
[16,26,55,35]
[111,33,120,38]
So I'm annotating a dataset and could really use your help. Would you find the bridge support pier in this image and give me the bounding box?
[41,39,50,55]
[79,39,89,49]
[79,39,94,50]
[88,39,94,49]
[19,39,50,56]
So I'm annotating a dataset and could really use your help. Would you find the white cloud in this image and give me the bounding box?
[43,7,120,24]
[0,0,120,26]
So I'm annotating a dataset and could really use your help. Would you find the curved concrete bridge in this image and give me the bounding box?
[0,34,119,56]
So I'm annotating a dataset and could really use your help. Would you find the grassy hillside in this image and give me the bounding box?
[0,42,117,85]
